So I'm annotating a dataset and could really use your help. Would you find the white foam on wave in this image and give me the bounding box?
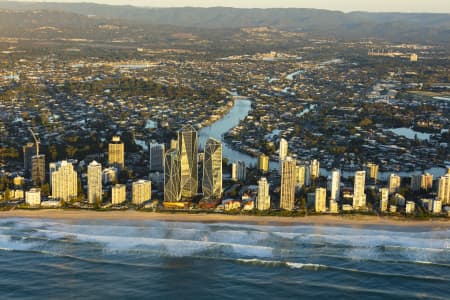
[2,218,450,265]
[34,229,274,258]
[236,258,326,270]
[0,234,38,252]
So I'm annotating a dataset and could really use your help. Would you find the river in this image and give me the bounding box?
[199,99,447,179]
[198,99,267,167]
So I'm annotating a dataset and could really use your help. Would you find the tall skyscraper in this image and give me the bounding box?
[380,187,389,212]
[296,164,306,188]
[437,174,450,205]
[164,149,181,202]
[329,169,341,202]
[108,136,124,168]
[149,142,165,172]
[279,138,288,161]
[87,161,102,204]
[389,174,401,194]
[231,161,246,182]
[366,163,379,182]
[31,154,46,186]
[315,187,327,213]
[258,154,269,173]
[23,142,35,176]
[310,159,320,179]
[257,177,270,210]
[353,171,366,209]
[178,125,198,198]
[112,184,126,205]
[202,138,222,199]
[280,157,296,210]
[132,180,152,205]
[51,160,77,202]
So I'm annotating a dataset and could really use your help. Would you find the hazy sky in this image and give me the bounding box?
[23,0,450,13]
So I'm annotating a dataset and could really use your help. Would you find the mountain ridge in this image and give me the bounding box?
[0,1,448,44]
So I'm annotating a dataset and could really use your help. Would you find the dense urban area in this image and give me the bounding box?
[0,5,449,219]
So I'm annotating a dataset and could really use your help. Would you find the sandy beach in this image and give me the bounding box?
[0,209,449,228]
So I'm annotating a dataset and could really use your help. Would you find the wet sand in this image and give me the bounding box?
[0,209,448,228]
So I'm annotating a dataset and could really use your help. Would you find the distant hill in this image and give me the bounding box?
[0,1,449,44]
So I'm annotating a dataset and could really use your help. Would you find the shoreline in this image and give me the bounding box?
[0,209,449,228]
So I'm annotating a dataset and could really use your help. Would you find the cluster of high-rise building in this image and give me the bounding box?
[16,126,450,216]
[163,126,223,203]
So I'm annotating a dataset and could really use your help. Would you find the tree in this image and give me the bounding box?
[66,145,77,158]
[41,183,50,197]
[49,145,58,161]
[4,188,11,202]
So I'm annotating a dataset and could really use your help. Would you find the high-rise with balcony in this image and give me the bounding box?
[108,136,124,168]
[112,184,126,205]
[310,159,320,179]
[279,138,288,161]
[437,173,450,205]
[329,169,341,202]
[88,161,102,204]
[51,160,77,202]
[353,171,366,209]
[380,187,389,212]
[366,162,379,183]
[389,174,401,194]
[257,177,270,210]
[421,173,434,191]
[202,138,222,199]
[132,180,152,205]
[258,154,269,173]
[315,187,327,213]
[296,164,306,188]
[280,157,296,210]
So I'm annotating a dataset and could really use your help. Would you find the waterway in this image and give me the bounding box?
[199,99,447,179]
[198,99,262,167]
[388,127,432,141]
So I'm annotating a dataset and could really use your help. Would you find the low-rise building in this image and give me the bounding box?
[25,188,41,206]
[405,201,415,214]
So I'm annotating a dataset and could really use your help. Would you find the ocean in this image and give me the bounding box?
[0,218,449,299]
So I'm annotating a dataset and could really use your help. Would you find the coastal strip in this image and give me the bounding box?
[0,210,448,228]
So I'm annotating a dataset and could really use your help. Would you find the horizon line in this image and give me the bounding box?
[2,1,450,14]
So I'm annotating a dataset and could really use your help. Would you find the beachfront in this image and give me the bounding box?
[1,209,448,228]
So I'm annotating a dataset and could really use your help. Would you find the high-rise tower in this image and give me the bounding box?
[257,177,271,210]
[164,149,181,202]
[353,171,366,209]
[202,138,222,199]
[330,169,341,202]
[88,161,102,204]
[280,157,296,210]
[149,142,165,172]
[178,125,198,198]
[108,136,124,168]
[51,160,78,202]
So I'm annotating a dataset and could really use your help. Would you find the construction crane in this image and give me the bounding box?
[28,128,40,156]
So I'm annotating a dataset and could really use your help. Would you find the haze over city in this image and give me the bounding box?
[14,0,450,13]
